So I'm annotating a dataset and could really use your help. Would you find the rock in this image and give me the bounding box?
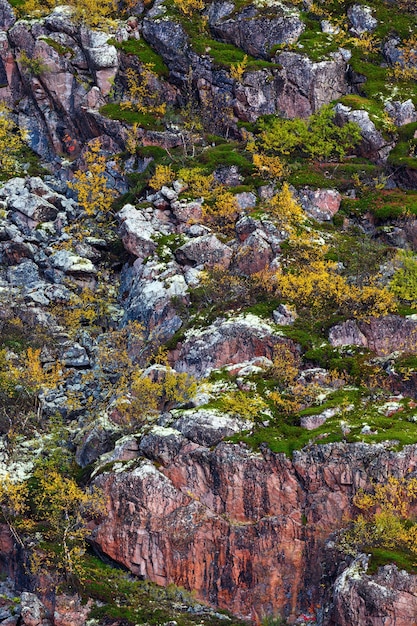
[171,408,253,447]
[332,556,417,626]
[122,259,188,341]
[75,419,120,467]
[276,52,349,118]
[142,18,189,75]
[171,314,293,378]
[20,593,51,626]
[347,5,377,35]
[49,250,96,274]
[95,435,140,468]
[117,204,158,260]
[334,103,394,162]
[175,234,233,269]
[209,3,304,60]
[171,199,203,225]
[385,99,417,126]
[213,165,243,187]
[329,315,417,356]
[7,259,41,288]
[300,407,339,430]
[321,20,339,35]
[273,304,298,326]
[234,191,257,210]
[233,230,274,275]
[93,439,417,621]
[61,342,90,368]
[0,0,15,31]
[383,36,417,77]
[53,594,92,626]
[297,188,342,222]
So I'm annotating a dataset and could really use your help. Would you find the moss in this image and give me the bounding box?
[387,122,417,170]
[244,299,281,319]
[228,390,417,457]
[80,554,248,626]
[197,142,254,176]
[113,38,169,77]
[40,37,75,58]
[368,547,417,575]
[99,103,165,129]
[153,233,187,262]
[341,188,417,221]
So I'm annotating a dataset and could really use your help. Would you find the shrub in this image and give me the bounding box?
[338,476,417,561]
[258,105,361,161]
[0,104,27,179]
[69,139,117,217]
[390,250,417,306]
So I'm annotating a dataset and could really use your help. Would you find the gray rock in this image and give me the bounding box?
[235,191,257,210]
[175,234,233,268]
[213,165,243,187]
[142,18,189,74]
[49,250,96,274]
[209,4,304,60]
[347,5,377,35]
[122,260,188,341]
[7,260,40,288]
[117,204,158,260]
[385,99,417,126]
[334,103,394,162]
[273,304,298,326]
[20,592,51,626]
[171,408,253,447]
[61,342,90,368]
[276,51,349,118]
[0,0,15,30]
[300,407,339,430]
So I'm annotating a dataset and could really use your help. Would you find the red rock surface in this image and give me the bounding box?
[93,438,417,622]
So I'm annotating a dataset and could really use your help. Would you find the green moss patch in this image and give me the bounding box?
[99,103,165,129]
[229,392,417,457]
[368,547,417,575]
[80,554,247,626]
[113,38,169,77]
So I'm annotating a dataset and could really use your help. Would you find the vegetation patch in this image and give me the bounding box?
[112,38,169,77]
[99,103,165,129]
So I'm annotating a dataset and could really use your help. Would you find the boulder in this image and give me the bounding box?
[273,304,298,326]
[233,229,274,275]
[335,103,394,162]
[332,556,417,626]
[329,315,417,356]
[49,250,96,274]
[276,51,349,118]
[385,99,417,126]
[175,234,233,269]
[171,408,253,447]
[347,5,377,35]
[171,314,293,378]
[297,188,342,222]
[209,3,304,60]
[0,0,15,31]
[53,595,92,626]
[117,204,158,260]
[122,259,188,341]
[20,593,51,626]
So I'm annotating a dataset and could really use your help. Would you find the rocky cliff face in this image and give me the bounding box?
[92,433,417,622]
[3,1,417,625]
[0,1,353,164]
